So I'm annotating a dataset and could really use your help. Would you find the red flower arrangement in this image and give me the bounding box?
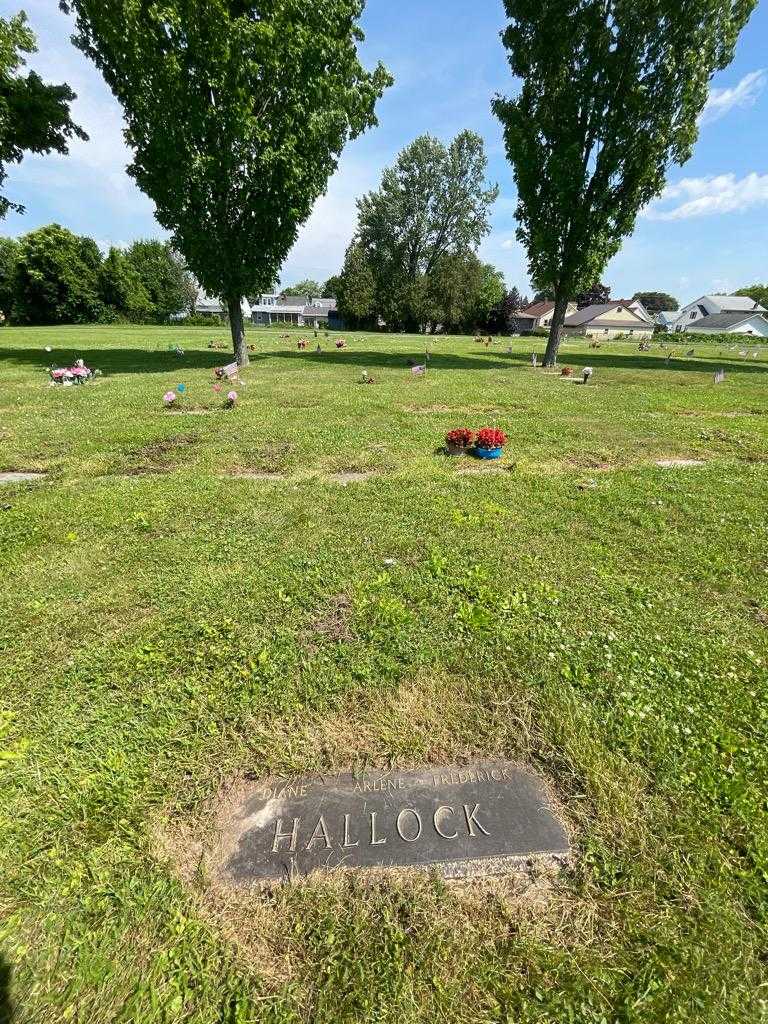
[336,338,347,349]
[475,427,507,450]
[561,366,573,377]
[446,428,475,448]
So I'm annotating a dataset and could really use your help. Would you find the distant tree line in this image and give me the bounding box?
[0,223,197,324]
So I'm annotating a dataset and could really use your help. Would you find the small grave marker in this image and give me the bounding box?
[212,761,568,884]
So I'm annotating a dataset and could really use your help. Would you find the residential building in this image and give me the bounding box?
[683,311,768,337]
[562,302,654,339]
[674,294,766,331]
[514,300,577,334]
[194,293,252,319]
[250,294,343,329]
[656,310,681,331]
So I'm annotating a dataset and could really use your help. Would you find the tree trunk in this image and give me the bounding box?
[227,295,249,367]
[543,293,569,366]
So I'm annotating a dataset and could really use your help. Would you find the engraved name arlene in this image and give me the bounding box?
[271,803,490,853]
[219,762,570,883]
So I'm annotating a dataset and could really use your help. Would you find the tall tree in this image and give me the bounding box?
[124,240,194,322]
[322,275,343,299]
[63,0,391,366]
[632,290,679,313]
[12,223,103,324]
[576,282,611,309]
[336,240,376,328]
[356,131,498,329]
[493,0,757,365]
[0,12,86,218]
[0,235,19,318]
[98,246,151,320]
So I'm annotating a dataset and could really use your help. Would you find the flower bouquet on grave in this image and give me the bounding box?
[49,358,97,385]
[561,366,573,377]
[335,338,347,349]
[445,428,474,456]
[224,390,238,409]
[473,427,507,460]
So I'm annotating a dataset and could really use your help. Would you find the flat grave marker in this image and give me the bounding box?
[213,761,569,885]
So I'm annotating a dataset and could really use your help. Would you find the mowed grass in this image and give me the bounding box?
[1,324,767,1023]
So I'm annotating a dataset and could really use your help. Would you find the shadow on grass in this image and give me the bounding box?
[0,344,765,377]
[270,348,768,375]
[0,952,11,1024]
[0,347,230,375]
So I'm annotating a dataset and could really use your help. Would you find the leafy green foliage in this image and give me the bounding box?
[0,11,86,218]
[12,223,104,324]
[576,282,611,309]
[62,0,391,364]
[336,240,377,328]
[0,227,196,324]
[493,0,757,365]
[281,279,323,297]
[123,240,196,323]
[735,284,768,310]
[633,290,680,313]
[338,132,500,331]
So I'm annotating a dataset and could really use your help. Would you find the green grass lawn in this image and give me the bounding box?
[1,324,767,1023]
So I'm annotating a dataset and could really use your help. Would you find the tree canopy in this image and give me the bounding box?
[0,225,196,324]
[0,12,86,218]
[633,291,679,313]
[282,279,323,297]
[62,0,391,364]
[735,284,768,310]
[493,0,757,364]
[338,131,499,331]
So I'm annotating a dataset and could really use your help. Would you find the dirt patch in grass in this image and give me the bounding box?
[328,470,376,484]
[122,433,199,475]
[302,593,353,650]
[655,458,705,468]
[0,470,47,483]
[227,471,287,482]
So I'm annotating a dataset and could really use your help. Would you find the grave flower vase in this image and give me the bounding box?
[475,446,504,460]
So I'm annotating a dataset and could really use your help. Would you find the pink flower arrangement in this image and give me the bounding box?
[224,390,238,409]
[49,358,97,385]
[163,391,177,406]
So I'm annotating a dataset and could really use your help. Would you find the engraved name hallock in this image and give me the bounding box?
[271,802,490,853]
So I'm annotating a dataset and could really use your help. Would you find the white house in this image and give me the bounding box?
[656,310,681,331]
[675,294,766,332]
[250,294,342,328]
[563,301,654,339]
[685,311,768,337]
[195,293,252,319]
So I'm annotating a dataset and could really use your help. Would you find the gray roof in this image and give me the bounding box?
[704,295,766,312]
[564,302,646,327]
[304,303,336,316]
[686,311,768,332]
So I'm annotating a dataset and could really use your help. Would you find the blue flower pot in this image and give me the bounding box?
[475,446,504,460]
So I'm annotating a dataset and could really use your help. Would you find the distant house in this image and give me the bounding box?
[514,300,577,334]
[563,302,654,339]
[674,294,766,332]
[613,298,654,324]
[684,311,768,337]
[250,293,343,329]
[194,294,252,319]
[656,310,681,331]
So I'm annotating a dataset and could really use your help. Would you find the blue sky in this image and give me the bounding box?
[3,0,767,305]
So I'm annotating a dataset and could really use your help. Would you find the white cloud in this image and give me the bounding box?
[644,172,768,221]
[700,69,767,125]
[500,238,517,250]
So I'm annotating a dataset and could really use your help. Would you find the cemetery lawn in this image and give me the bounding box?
[2,324,768,1024]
